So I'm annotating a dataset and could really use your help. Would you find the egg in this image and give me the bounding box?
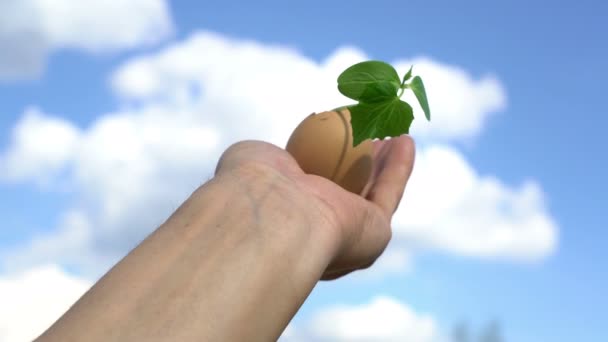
[285,108,373,194]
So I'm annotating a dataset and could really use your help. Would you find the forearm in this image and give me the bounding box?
[37,165,339,341]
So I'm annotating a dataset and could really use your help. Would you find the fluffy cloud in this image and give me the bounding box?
[395,145,558,262]
[110,32,505,143]
[280,296,439,342]
[0,107,80,184]
[0,265,92,342]
[0,31,555,279]
[0,0,172,80]
[2,105,221,276]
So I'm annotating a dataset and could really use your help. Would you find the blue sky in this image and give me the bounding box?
[1,1,606,341]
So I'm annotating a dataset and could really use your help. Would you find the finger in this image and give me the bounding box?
[366,135,416,217]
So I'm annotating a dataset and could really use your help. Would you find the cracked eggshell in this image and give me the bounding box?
[285,108,373,194]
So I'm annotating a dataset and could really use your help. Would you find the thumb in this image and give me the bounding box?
[366,135,416,217]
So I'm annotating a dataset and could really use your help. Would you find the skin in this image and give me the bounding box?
[35,135,416,342]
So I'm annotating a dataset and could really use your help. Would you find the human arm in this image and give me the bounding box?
[36,136,415,341]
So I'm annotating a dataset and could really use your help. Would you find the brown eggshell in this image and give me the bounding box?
[285,108,373,194]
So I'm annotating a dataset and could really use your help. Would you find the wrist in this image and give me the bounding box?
[194,163,341,338]
[212,161,342,269]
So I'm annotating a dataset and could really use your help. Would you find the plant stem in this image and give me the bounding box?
[398,83,410,98]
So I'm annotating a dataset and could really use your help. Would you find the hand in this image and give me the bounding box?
[37,135,415,342]
[214,135,415,280]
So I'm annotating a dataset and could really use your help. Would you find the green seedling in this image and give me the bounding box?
[337,60,431,147]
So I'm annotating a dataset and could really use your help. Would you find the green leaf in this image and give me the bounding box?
[409,76,431,120]
[349,98,414,147]
[337,61,400,102]
[401,65,413,84]
[357,81,400,103]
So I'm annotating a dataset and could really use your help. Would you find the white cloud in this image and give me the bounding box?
[110,31,505,144]
[2,210,97,275]
[72,106,220,223]
[0,107,81,184]
[306,296,438,342]
[0,265,92,342]
[394,145,558,262]
[0,0,173,80]
[0,31,556,279]
[110,31,351,148]
[2,105,222,277]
